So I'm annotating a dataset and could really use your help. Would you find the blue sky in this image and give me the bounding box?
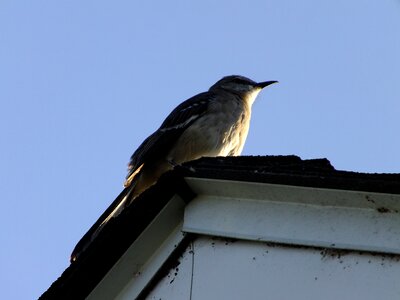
[1,1,399,299]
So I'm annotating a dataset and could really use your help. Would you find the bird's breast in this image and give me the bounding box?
[167,99,251,163]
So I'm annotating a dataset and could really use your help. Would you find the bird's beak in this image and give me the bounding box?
[256,80,278,89]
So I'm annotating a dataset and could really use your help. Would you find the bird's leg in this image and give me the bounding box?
[168,158,196,173]
[167,159,179,168]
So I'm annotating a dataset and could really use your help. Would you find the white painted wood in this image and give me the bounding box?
[87,178,400,299]
[185,178,400,210]
[142,240,194,300]
[87,195,186,300]
[183,178,400,254]
[146,236,400,300]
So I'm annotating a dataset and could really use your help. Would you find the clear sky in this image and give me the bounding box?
[1,1,399,299]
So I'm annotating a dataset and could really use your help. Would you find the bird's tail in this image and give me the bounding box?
[92,185,134,236]
[70,162,168,262]
[70,182,137,263]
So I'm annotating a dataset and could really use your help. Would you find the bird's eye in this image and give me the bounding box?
[232,78,254,87]
[233,78,247,85]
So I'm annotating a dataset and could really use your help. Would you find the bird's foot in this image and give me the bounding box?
[167,159,179,168]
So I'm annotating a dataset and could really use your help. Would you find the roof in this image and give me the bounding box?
[40,155,400,299]
[179,155,400,194]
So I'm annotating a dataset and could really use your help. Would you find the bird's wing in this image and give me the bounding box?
[71,92,215,262]
[125,91,215,186]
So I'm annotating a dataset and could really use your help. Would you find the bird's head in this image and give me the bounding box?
[209,75,277,106]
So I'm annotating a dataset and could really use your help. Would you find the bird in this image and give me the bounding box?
[70,75,277,262]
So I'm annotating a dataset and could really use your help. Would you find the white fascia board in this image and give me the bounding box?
[183,178,400,254]
[87,195,186,300]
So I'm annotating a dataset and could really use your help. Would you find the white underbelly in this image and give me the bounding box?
[167,108,251,163]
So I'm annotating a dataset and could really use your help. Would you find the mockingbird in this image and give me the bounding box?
[70,75,277,262]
